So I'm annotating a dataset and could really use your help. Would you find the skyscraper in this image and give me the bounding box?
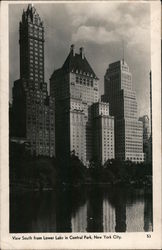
[50,45,114,166]
[139,115,150,162]
[139,115,150,144]
[12,4,55,157]
[92,102,114,165]
[102,60,144,162]
[147,71,152,164]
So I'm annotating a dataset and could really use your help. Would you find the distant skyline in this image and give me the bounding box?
[9,2,151,117]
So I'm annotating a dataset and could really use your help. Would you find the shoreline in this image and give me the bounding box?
[10,180,152,194]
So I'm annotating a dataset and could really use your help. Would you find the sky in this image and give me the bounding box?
[9,2,151,117]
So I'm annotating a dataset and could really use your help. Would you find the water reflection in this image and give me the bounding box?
[10,186,153,233]
[114,189,126,232]
[144,190,153,232]
[71,202,87,232]
[103,198,115,232]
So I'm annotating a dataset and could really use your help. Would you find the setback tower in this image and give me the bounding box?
[50,45,114,166]
[102,60,144,162]
[12,4,55,157]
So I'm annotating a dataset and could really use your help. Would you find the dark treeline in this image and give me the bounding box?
[88,158,152,185]
[10,142,152,190]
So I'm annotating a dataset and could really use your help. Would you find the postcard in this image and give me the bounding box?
[0,0,161,249]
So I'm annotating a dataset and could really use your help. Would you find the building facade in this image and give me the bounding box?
[139,115,150,144]
[102,60,144,162]
[92,102,114,165]
[12,5,55,157]
[139,115,150,162]
[50,45,114,166]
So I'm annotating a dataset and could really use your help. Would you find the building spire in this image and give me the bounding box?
[70,44,75,56]
[122,39,125,63]
[80,47,85,59]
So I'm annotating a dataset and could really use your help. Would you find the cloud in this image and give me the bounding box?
[66,3,121,27]
[67,2,150,54]
[73,26,119,44]
[72,23,150,55]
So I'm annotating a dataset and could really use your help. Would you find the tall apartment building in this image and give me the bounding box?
[102,60,144,162]
[12,4,55,157]
[148,71,152,164]
[139,115,150,162]
[50,45,114,166]
[92,102,114,165]
[139,115,150,144]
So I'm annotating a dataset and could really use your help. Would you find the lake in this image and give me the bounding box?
[10,185,153,233]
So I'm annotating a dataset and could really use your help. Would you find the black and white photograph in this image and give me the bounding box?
[0,0,162,249]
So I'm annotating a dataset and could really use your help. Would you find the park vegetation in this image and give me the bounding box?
[10,142,152,191]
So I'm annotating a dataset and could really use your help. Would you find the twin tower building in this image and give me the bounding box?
[12,5,144,166]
